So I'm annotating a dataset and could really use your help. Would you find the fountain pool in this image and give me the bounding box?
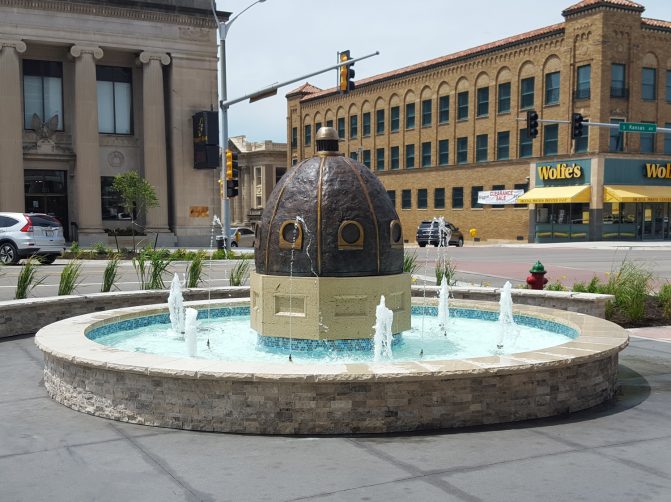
[35,297,628,435]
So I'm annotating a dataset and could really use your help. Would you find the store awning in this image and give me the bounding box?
[604,185,671,203]
[516,185,591,204]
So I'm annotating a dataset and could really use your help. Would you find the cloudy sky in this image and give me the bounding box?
[215,0,671,143]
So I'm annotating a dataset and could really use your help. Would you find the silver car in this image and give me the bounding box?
[0,212,66,265]
[230,226,255,247]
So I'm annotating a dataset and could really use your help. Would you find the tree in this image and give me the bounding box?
[112,171,159,253]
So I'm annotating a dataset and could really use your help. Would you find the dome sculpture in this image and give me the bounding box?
[250,127,410,344]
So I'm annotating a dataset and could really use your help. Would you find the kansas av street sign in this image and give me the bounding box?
[619,122,657,133]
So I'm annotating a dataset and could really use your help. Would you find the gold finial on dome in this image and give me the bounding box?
[316,127,340,155]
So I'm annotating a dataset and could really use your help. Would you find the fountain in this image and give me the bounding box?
[168,273,185,335]
[34,127,629,434]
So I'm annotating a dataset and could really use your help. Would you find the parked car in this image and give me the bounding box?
[216,226,256,248]
[415,220,464,247]
[0,212,66,265]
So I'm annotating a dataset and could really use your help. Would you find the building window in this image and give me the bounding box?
[575,123,589,153]
[101,176,125,220]
[476,87,489,117]
[391,146,400,169]
[417,188,428,209]
[452,187,464,209]
[23,60,64,131]
[326,119,333,128]
[439,95,450,123]
[405,144,415,168]
[612,64,626,98]
[421,99,432,126]
[665,123,671,154]
[609,118,624,152]
[457,91,469,120]
[640,124,655,153]
[544,71,560,105]
[349,115,357,138]
[666,71,671,103]
[498,82,511,114]
[497,131,510,160]
[96,66,132,134]
[438,139,449,165]
[291,158,298,166]
[421,141,431,167]
[576,65,591,99]
[457,137,468,164]
[491,184,505,208]
[315,121,322,133]
[520,77,534,109]
[434,188,445,209]
[350,151,358,161]
[475,134,488,162]
[291,127,297,148]
[304,124,311,146]
[362,112,371,136]
[337,117,345,138]
[405,103,415,129]
[401,189,411,209]
[376,109,384,134]
[471,186,483,209]
[376,148,385,170]
[543,124,558,156]
[642,67,657,100]
[519,128,533,158]
[514,183,527,208]
[387,190,396,207]
[362,149,371,167]
[390,106,400,131]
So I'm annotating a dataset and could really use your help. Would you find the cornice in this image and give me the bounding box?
[0,0,217,28]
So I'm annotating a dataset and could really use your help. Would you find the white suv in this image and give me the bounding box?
[0,213,66,265]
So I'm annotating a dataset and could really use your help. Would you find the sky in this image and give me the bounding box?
[216,0,671,143]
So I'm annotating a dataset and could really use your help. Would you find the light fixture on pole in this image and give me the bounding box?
[211,0,267,251]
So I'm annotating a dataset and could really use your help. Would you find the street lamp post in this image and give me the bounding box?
[211,0,267,251]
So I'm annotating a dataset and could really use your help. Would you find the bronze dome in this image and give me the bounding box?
[254,154,404,277]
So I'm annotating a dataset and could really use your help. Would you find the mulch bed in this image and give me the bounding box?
[608,295,670,329]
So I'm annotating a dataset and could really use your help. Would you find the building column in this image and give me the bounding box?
[139,51,171,232]
[242,165,251,225]
[0,39,27,212]
[70,45,104,236]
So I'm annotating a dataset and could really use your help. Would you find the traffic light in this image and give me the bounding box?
[338,50,355,94]
[226,179,239,198]
[526,110,539,139]
[571,113,584,139]
[225,149,238,180]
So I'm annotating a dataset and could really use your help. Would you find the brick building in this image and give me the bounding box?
[0,0,224,246]
[287,0,671,243]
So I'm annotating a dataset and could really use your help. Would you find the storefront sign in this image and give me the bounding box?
[477,189,524,205]
[645,163,671,179]
[537,163,583,181]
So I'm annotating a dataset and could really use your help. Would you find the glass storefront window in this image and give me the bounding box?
[535,203,589,242]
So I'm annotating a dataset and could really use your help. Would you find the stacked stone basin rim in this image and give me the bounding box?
[34,298,629,434]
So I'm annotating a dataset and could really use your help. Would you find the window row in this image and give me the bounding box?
[387,184,528,210]
[23,59,133,135]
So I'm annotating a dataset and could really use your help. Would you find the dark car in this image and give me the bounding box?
[416,220,464,247]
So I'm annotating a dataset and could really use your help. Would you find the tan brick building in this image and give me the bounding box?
[287,0,671,243]
[0,0,224,246]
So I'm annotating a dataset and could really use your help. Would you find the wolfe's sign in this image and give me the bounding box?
[645,163,671,179]
[537,163,583,181]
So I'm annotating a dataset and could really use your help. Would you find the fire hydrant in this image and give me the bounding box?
[526,261,548,290]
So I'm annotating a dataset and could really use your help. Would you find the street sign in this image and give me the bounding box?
[619,122,657,133]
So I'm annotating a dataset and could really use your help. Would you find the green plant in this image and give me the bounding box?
[171,248,196,261]
[101,255,120,293]
[658,283,671,320]
[112,171,159,252]
[58,260,83,296]
[132,252,170,290]
[92,242,109,256]
[435,256,457,286]
[546,280,567,291]
[229,258,250,286]
[15,257,45,299]
[403,252,419,274]
[604,260,653,323]
[186,251,206,288]
[211,249,235,260]
[69,241,81,258]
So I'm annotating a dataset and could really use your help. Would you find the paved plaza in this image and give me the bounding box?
[1,330,670,501]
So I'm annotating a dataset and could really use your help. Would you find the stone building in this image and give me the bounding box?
[0,0,224,245]
[287,0,671,243]
[228,136,287,227]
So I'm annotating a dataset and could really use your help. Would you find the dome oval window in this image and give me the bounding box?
[390,220,403,248]
[338,220,364,250]
[279,220,303,250]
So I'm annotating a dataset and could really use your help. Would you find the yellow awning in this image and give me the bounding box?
[516,185,591,204]
[604,185,671,203]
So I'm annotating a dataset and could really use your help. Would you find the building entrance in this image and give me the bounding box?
[24,170,69,240]
[640,203,670,240]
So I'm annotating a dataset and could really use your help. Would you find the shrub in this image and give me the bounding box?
[604,260,652,323]
[435,256,456,286]
[658,283,671,320]
[403,252,419,275]
[211,249,235,260]
[546,280,567,291]
[186,251,206,288]
[229,258,250,286]
[15,257,45,299]
[69,241,81,258]
[92,242,109,255]
[101,255,120,293]
[58,260,83,296]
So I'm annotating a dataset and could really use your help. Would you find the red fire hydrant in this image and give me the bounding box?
[526,261,548,290]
